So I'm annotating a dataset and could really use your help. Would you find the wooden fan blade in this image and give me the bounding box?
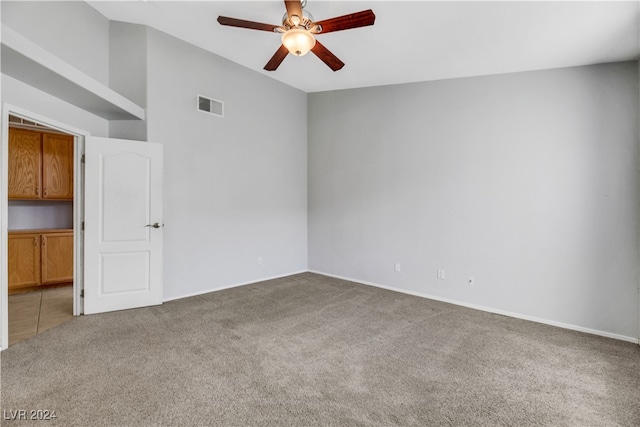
[314,10,375,34]
[264,45,289,71]
[311,41,345,71]
[284,0,303,20]
[217,16,278,32]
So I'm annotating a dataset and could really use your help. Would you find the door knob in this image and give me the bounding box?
[146,223,163,229]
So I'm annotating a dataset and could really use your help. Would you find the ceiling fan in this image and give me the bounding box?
[217,0,375,72]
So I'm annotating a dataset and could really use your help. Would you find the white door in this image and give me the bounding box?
[84,137,163,314]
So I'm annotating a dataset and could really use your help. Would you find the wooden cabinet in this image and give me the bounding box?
[9,128,74,200]
[7,233,41,291]
[8,229,73,294]
[42,133,74,199]
[41,231,74,285]
[8,126,74,294]
[8,128,42,199]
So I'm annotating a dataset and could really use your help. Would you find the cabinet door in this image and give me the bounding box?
[41,232,74,285]
[8,128,42,199]
[42,133,74,200]
[8,233,41,291]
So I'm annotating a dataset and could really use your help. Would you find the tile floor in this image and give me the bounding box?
[8,285,74,346]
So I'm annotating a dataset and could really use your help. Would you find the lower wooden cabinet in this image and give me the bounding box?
[8,229,73,294]
[41,232,74,285]
[7,233,40,290]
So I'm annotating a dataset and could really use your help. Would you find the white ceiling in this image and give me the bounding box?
[88,1,640,93]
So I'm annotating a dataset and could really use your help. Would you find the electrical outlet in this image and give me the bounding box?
[394,263,401,273]
[437,269,445,280]
[258,256,263,265]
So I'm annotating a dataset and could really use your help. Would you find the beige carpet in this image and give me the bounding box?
[1,272,639,426]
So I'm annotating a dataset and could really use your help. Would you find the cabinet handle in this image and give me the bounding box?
[34,237,38,246]
[43,188,47,197]
[42,236,46,246]
[35,186,39,195]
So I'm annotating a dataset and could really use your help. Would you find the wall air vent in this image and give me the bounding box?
[197,95,224,117]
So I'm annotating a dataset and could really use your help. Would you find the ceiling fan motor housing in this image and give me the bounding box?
[281,10,315,31]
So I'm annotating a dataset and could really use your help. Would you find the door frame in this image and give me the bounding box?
[0,103,88,350]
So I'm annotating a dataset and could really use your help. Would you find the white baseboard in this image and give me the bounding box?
[162,270,308,303]
[308,270,640,345]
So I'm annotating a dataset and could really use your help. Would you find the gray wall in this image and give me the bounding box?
[2,75,108,136]
[146,28,308,300]
[2,0,109,85]
[8,201,73,230]
[1,1,110,136]
[109,21,147,141]
[308,62,639,340]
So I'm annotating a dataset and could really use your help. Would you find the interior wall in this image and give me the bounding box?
[1,0,110,136]
[109,21,147,141]
[1,75,108,136]
[8,201,73,230]
[2,0,109,85]
[145,28,308,300]
[308,61,640,340]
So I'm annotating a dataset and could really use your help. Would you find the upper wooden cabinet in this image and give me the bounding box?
[42,133,74,199]
[8,127,74,200]
[8,128,42,199]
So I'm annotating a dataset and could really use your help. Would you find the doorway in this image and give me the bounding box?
[1,105,85,350]
[7,115,75,346]
[1,104,163,350]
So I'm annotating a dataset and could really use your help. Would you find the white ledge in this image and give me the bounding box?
[1,25,145,121]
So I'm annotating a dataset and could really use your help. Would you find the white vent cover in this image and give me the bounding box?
[197,95,224,117]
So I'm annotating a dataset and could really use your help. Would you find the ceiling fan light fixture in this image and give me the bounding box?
[281,28,316,56]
